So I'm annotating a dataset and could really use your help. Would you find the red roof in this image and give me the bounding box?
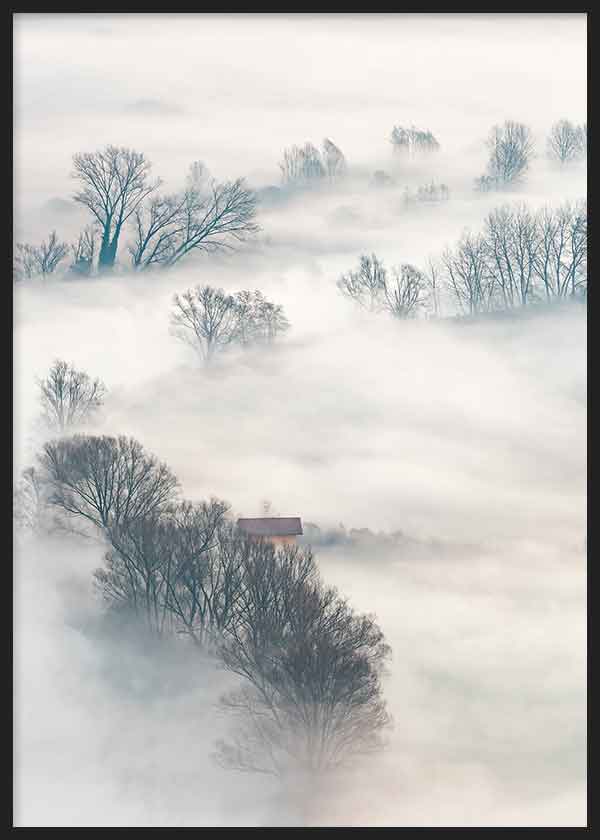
[237,517,303,537]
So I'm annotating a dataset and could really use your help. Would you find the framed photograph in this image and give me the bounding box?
[12,11,588,829]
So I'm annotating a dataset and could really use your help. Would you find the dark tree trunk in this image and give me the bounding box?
[98,226,120,270]
[98,229,113,270]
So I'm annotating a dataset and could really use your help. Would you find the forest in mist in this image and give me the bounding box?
[13,13,587,828]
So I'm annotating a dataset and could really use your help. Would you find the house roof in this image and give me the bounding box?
[237,516,303,537]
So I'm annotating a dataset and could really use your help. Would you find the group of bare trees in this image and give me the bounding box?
[440,199,587,314]
[215,544,391,775]
[371,173,450,203]
[171,285,290,363]
[24,431,391,778]
[387,117,585,190]
[337,254,426,319]
[73,148,258,271]
[390,125,440,159]
[475,118,586,191]
[14,118,586,282]
[390,122,439,161]
[14,228,100,281]
[279,138,347,186]
[403,181,450,205]
[14,231,70,281]
[338,199,586,319]
[14,146,259,280]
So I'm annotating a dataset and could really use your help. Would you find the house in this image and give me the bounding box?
[236,516,303,546]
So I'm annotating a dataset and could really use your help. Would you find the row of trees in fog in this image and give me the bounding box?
[12,115,586,282]
[440,199,587,313]
[18,415,390,777]
[338,199,587,319]
[280,118,586,192]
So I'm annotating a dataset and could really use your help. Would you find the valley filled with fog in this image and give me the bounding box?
[13,13,587,827]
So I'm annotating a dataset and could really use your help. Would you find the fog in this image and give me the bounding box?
[14,13,586,228]
[13,13,586,827]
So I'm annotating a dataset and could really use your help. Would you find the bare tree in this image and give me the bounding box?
[167,178,259,265]
[14,231,69,281]
[279,146,305,185]
[484,204,538,307]
[171,286,289,362]
[564,200,588,298]
[38,434,179,533]
[482,121,534,187]
[72,145,161,270]
[441,232,496,315]
[257,298,290,343]
[171,286,243,362]
[279,143,326,186]
[423,256,443,318]
[402,181,449,206]
[474,173,499,192]
[186,159,212,194]
[14,244,38,282]
[390,125,440,159]
[215,540,391,777]
[38,359,107,434]
[382,265,426,318]
[70,226,98,276]
[337,254,388,312]
[95,511,177,634]
[129,192,188,269]
[93,499,246,643]
[166,506,243,645]
[415,129,440,156]
[547,119,586,165]
[534,205,561,301]
[533,200,587,299]
[338,255,424,318]
[13,467,45,533]
[322,138,347,179]
[234,290,290,345]
[390,125,410,156]
[130,178,259,269]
